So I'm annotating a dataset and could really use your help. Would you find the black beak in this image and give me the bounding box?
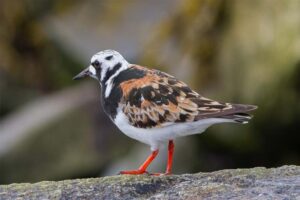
[73,68,90,80]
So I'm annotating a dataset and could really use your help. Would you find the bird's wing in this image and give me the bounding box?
[119,65,257,128]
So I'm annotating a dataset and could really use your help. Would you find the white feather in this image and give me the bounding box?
[114,109,235,151]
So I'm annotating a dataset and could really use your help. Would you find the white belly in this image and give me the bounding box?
[113,110,234,151]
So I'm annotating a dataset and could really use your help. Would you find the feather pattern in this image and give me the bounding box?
[117,65,257,129]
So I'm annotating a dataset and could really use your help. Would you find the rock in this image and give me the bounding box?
[0,165,299,200]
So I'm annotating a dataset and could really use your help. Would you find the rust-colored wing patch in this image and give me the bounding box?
[118,65,256,128]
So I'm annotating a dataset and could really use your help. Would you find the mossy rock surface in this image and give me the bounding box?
[0,165,299,199]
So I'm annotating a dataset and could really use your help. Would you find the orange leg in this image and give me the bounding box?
[120,150,159,175]
[152,140,174,176]
[166,140,174,174]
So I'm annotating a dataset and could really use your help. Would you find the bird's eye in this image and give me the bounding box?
[92,61,101,69]
[105,55,113,60]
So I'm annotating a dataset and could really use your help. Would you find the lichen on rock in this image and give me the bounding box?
[0,165,299,199]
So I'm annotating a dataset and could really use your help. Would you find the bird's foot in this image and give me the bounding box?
[119,170,150,175]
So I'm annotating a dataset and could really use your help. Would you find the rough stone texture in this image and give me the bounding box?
[0,165,299,200]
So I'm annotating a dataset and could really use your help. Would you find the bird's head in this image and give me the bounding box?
[73,50,129,84]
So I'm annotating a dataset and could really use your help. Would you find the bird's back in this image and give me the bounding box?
[104,65,257,129]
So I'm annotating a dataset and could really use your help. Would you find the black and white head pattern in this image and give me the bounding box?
[88,50,129,98]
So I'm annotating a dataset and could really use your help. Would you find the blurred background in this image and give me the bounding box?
[0,0,300,184]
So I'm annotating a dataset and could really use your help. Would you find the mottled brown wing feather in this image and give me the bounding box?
[119,65,257,128]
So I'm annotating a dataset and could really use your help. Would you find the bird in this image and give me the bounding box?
[73,49,257,175]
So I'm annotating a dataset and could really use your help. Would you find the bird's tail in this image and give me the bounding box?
[218,104,257,124]
[220,112,253,124]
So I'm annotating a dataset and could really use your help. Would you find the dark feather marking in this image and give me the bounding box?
[101,85,122,119]
[136,121,144,128]
[146,118,157,127]
[105,55,113,60]
[152,93,163,105]
[113,67,147,87]
[208,104,227,109]
[102,63,122,84]
[181,86,193,94]
[168,79,177,85]
[159,114,165,123]
[167,94,177,105]
[128,117,133,123]
[128,88,142,107]
[159,84,170,94]
[142,86,168,105]
[135,118,157,128]
[141,86,155,101]
[176,114,188,122]
[160,96,169,105]
[182,108,195,113]
[186,92,198,98]
[172,88,181,97]
[190,98,213,107]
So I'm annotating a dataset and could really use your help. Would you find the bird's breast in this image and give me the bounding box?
[100,66,147,119]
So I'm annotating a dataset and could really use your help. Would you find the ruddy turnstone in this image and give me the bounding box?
[73,50,257,175]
